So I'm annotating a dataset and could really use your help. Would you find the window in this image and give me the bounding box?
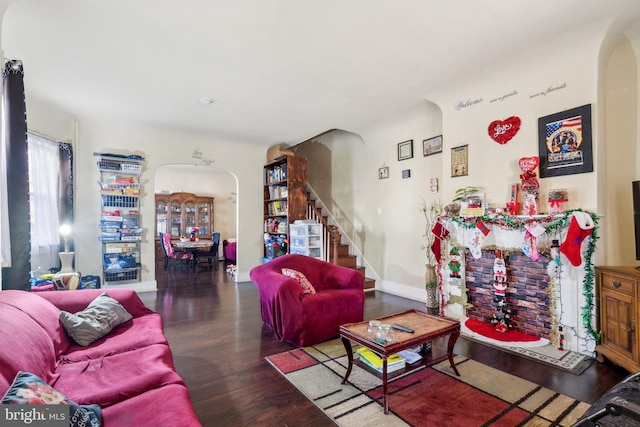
[27,133,61,265]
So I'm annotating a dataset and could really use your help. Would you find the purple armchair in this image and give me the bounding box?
[250,254,365,347]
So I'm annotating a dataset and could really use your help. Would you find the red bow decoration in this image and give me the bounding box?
[488,116,521,144]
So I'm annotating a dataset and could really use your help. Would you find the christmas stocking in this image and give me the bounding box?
[560,212,595,266]
[430,220,450,263]
[465,219,490,259]
[521,224,546,262]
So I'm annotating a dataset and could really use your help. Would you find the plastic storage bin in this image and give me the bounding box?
[289,222,323,260]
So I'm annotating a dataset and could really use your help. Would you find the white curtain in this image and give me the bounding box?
[27,133,60,268]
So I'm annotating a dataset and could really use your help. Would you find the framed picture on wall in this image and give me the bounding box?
[450,144,468,177]
[378,166,389,179]
[423,135,443,156]
[538,104,593,177]
[398,140,413,161]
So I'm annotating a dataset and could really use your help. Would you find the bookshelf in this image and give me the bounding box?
[263,156,307,261]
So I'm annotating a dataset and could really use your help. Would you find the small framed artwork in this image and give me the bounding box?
[398,140,413,161]
[451,144,468,177]
[378,166,389,179]
[423,135,443,157]
[430,178,439,193]
[402,169,411,179]
[538,104,593,178]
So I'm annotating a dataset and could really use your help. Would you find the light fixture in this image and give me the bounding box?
[53,224,80,288]
[59,223,71,252]
[199,97,215,105]
[57,224,75,274]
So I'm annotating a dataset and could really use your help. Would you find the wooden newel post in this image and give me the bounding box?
[330,225,340,265]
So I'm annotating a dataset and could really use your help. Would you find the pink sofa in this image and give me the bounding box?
[0,288,201,426]
[250,254,365,347]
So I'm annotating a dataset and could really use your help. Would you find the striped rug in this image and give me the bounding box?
[266,339,590,427]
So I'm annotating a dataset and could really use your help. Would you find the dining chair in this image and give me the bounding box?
[195,232,220,270]
[160,232,194,273]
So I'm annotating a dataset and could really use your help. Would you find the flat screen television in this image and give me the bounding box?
[633,181,640,261]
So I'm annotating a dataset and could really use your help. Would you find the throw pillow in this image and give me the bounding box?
[59,292,132,346]
[281,268,316,294]
[2,371,102,427]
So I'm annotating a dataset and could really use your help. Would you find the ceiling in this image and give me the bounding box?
[2,0,640,146]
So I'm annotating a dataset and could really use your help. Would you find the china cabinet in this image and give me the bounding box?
[155,192,213,262]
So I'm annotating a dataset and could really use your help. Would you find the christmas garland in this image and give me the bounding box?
[446,209,600,342]
[581,215,600,343]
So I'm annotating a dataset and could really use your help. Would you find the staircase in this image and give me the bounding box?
[305,192,375,290]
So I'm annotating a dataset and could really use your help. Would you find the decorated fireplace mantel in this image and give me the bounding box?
[432,209,599,355]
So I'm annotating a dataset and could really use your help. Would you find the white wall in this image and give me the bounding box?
[24,111,265,288]
[296,23,640,307]
[431,28,603,212]
[357,101,443,302]
[297,101,444,301]
[290,26,636,353]
[14,11,640,299]
[602,38,638,265]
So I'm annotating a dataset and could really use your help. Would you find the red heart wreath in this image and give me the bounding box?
[488,116,521,144]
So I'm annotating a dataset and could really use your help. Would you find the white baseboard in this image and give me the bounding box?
[376,280,426,304]
[377,280,465,320]
[236,271,250,282]
[103,280,157,293]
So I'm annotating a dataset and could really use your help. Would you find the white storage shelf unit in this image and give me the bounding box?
[96,153,144,284]
[289,222,322,259]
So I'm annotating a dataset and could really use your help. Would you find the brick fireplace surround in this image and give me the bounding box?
[464,250,552,339]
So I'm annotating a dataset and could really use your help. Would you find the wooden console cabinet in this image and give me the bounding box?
[595,266,640,372]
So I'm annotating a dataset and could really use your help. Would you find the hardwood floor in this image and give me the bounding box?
[140,262,629,426]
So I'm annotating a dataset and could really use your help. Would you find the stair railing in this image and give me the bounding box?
[306,198,340,265]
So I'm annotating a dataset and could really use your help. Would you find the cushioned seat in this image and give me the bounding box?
[0,289,201,426]
[223,239,237,264]
[249,254,365,347]
[160,232,194,272]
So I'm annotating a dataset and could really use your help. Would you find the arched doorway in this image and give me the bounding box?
[154,164,238,268]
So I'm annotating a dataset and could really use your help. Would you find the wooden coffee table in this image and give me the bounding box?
[340,309,460,414]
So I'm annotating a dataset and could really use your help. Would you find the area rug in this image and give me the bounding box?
[266,339,590,427]
[461,318,594,375]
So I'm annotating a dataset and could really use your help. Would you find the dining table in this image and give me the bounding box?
[172,239,213,271]
[173,239,213,251]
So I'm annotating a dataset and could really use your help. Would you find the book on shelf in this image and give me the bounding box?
[267,185,288,200]
[265,164,288,184]
[355,347,405,373]
[268,200,288,216]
